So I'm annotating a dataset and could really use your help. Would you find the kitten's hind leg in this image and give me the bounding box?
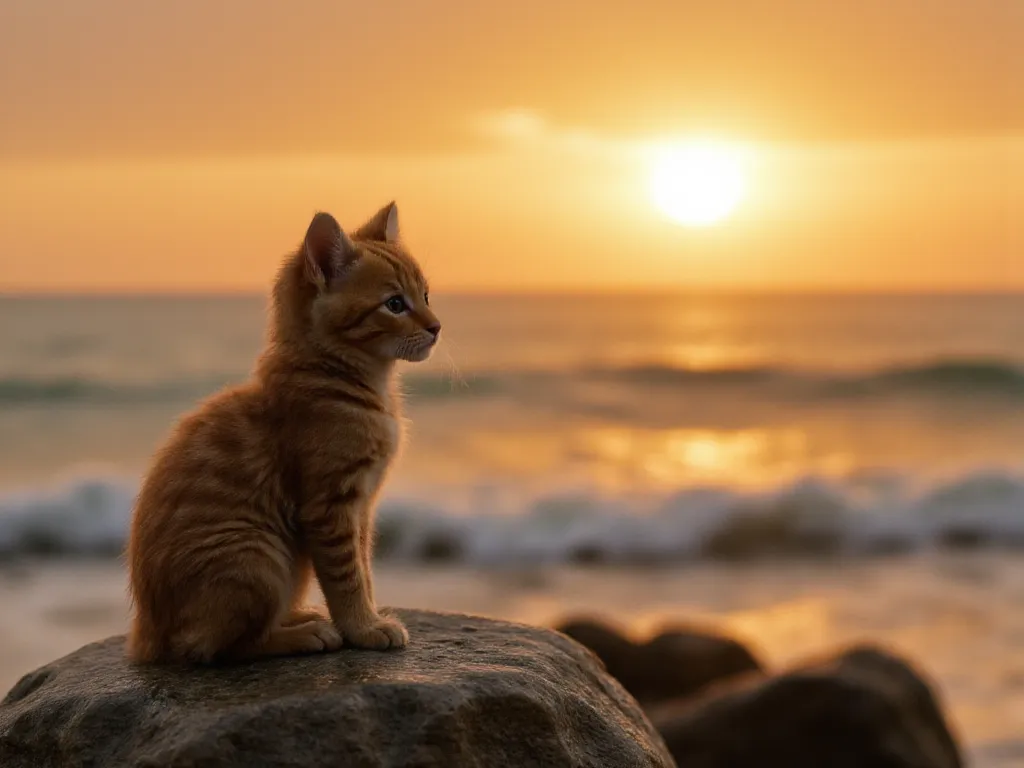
[282,557,330,626]
[282,606,328,626]
[235,619,343,660]
[283,556,325,626]
[168,576,280,664]
[170,544,327,663]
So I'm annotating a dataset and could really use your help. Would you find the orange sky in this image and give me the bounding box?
[1,0,1021,292]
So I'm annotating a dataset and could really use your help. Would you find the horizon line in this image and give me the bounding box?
[2,286,1023,299]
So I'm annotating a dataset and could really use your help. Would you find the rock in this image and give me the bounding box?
[556,617,762,705]
[567,544,611,565]
[416,531,465,562]
[0,609,673,768]
[833,647,963,766]
[936,525,991,550]
[635,630,764,705]
[649,643,963,768]
[700,512,842,559]
[556,618,636,682]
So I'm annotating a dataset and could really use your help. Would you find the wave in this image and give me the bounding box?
[817,359,1024,400]
[402,357,1024,404]
[2,357,1021,408]
[3,468,1024,563]
[0,375,239,408]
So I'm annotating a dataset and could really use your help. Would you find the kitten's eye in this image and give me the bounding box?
[385,296,408,314]
[424,292,430,306]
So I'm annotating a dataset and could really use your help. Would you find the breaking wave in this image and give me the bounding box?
[3,468,1023,563]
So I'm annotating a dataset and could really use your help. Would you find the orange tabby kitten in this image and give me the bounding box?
[126,202,440,663]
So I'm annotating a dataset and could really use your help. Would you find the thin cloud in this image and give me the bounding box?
[471,109,637,157]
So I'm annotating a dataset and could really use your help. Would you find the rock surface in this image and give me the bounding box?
[650,644,963,768]
[557,617,763,705]
[0,609,673,768]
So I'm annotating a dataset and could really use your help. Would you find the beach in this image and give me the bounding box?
[1,292,1023,764]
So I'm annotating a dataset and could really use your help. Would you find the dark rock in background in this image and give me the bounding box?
[648,644,962,768]
[557,617,763,705]
[556,616,963,768]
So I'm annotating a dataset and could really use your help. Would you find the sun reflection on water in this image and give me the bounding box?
[583,426,811,489]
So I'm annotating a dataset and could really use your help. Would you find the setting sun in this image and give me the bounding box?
[649,141,748,227]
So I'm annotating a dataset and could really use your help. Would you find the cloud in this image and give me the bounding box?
[473,109,548,141]
[470,109,765,173]
[471,109,636,158]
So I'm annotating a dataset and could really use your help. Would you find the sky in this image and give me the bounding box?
[0,0,1021,293]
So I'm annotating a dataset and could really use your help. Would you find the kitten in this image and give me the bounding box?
[126,202,440,663]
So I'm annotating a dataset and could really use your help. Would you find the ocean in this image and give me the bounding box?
[1,292,1023,763]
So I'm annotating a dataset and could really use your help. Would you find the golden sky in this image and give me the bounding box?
[1,0,1021,292]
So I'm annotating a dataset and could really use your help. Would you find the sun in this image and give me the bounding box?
[648,141,748,227]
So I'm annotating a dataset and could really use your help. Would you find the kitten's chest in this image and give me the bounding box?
[377,390,404,462]
[365,413,401,489]
[333,410,401,500]
[318,387,404,498]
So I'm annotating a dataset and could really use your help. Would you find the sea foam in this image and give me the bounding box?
[2,468,1023,563]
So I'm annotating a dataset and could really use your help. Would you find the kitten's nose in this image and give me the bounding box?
[426,322,442,339]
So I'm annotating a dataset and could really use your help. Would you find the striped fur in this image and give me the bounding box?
[126,202,440,663]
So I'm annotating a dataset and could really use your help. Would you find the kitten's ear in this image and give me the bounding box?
[303,211,357,289]
[353,201,400,244]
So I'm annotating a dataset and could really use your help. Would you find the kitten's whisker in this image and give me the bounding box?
[437,336,467,391]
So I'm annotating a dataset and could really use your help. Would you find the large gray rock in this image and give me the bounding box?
[0,609,673,768]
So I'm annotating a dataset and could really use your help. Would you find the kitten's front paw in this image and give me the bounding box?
[344,615,409,651]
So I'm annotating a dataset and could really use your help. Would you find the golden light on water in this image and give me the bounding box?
[629,597,834,664]
[650,431,763,477]
[648,140,749,227]
[584,427,798,489]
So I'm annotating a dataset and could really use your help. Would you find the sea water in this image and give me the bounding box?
[1,292,1022,762]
